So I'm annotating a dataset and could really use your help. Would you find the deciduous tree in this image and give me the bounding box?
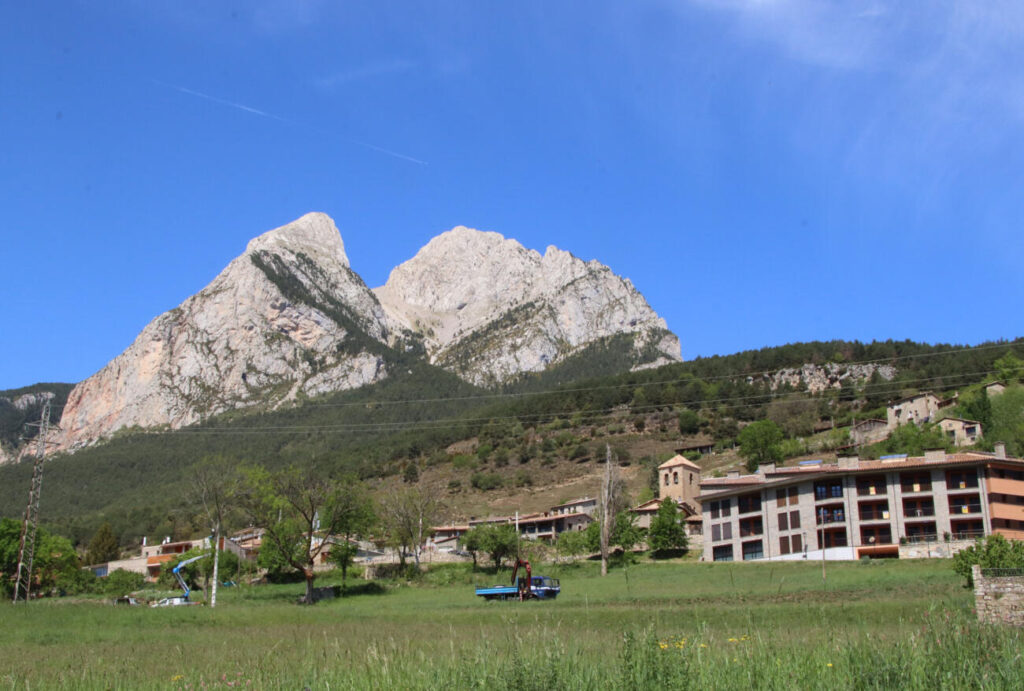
[235,465,361,604]
[647,498,688,557]
[738,420,784,472]
[380,486,443,568]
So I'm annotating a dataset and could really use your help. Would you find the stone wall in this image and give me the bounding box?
[973,564,1024,626]
[898,538,975,560]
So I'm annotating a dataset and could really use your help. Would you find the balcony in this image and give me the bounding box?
[900,483,932,494]
[903,508,935,520]
[988,477,1024,496]
[859,509,891,522]
[990,501,1024,522]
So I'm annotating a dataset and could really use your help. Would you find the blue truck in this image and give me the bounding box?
[475,559,561,601]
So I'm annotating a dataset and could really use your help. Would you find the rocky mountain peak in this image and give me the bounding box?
[374,225,680,386]
[246,212,350,269]
[52,214,680,450]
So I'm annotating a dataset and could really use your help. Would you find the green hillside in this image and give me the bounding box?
[0,338,1021,548]
[0,382,75,448]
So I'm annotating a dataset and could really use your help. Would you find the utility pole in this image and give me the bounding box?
[13,401,58,604]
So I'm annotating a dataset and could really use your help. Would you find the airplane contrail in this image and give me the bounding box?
[154,80,428,166]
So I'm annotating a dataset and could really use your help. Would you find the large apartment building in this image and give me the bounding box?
[698,443,1024,562]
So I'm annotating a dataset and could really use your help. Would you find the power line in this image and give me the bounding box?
[164,369,997,437]
[36,339,1021,414]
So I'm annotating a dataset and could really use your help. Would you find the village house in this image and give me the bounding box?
[850,419,888,446]
[885,392,958,431]
[938,418,983,446]
[984,381,1006,397]
[88,535,214,581]
[697,443,1024,563]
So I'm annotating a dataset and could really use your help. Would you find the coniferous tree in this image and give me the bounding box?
[85,522,121,565]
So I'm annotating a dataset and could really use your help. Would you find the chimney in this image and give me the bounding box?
[994,442,1007,460]
[760,463,776,474]
[838,456,860,469]
[924,448,946,463]
[727,470,740,478]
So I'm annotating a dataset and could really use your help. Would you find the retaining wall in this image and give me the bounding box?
[972,564,1024,626]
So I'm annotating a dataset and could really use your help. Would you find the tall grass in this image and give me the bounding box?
[1,560,1020,689]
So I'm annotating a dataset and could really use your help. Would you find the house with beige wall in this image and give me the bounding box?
[938,418,983,446]
[886,393,941,430]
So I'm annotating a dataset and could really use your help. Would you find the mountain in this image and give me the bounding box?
[374,226,680,386]
[54,214,680,450]
[0,383,74,464]
[56,213,395,451]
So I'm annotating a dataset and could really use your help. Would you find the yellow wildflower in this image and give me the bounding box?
[171,675,184,682]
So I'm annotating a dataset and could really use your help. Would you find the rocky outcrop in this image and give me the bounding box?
[755,363,897,393]
[56,213,392,451]
[374,226,680,386]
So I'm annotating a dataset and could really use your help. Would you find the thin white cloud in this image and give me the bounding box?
[155,81,427,166]
[156,82,295,124]
[314,59,416,90]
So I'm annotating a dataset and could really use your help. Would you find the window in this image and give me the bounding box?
[856,475,886,496]
[712,545,734,562]
[776,489,787,507]
[739,517,763,537]
[900,472,932,493]
[673,472,679,485]
[709,499,731,519]
[664,473,670,487]
[790,510,801,529]
[722,523,732,540]
[791,534,802,553]
[947,470,978,490]
[712,524,720,542]
[778,512,789,531]
[860,525,892,545]
[779,536,791,555]
[689,473,694,485]
[948,494,981,514]
[742,540,763,561]
[903,498,935,518]
[819,528,848,548]
[814,480,843,500]
[787,487,799,505]
[816,505,845,525]
[738,493,761,514]
[858,501,889,521]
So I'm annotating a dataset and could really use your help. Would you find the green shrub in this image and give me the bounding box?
[470,472,503,491]
[103,569,146,597]
[451,454,478,470]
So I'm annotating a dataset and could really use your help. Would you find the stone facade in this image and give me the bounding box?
[898,538,976,559]
[973,565,1024,626]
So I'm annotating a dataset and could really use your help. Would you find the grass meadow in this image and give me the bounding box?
[2,558,1022,689]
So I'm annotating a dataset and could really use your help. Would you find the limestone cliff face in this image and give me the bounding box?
[55,216,681,450]
[374,226,681,386]
[56,213,391,451]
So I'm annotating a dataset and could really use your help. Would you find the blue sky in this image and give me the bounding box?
[2,1,1022,389]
